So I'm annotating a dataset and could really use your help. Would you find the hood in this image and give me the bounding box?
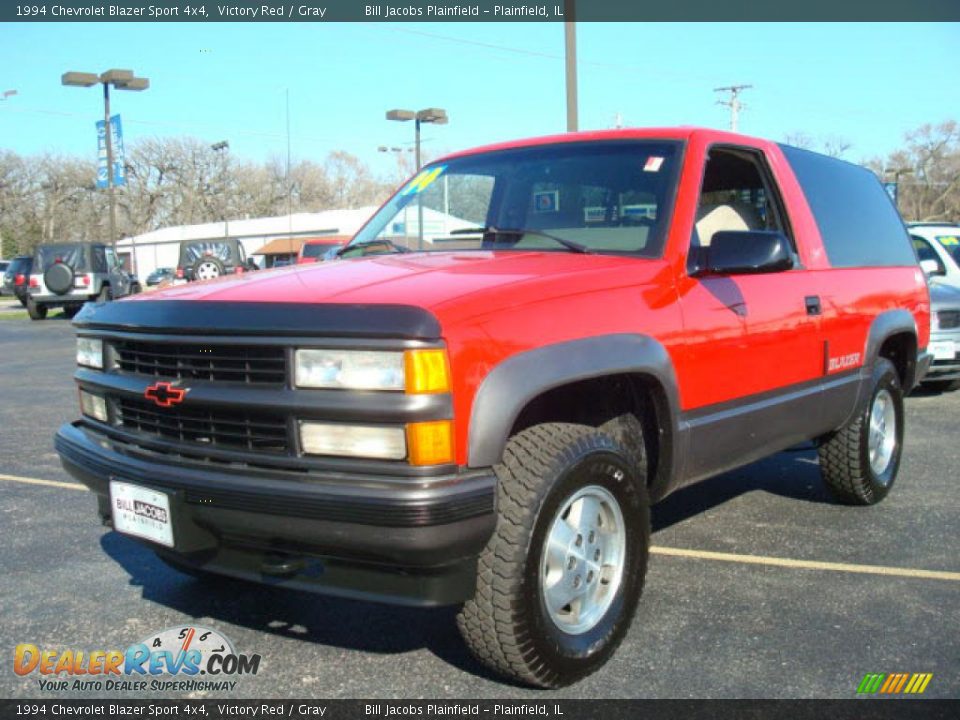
[129,251,668,320]
[929,279,960,309]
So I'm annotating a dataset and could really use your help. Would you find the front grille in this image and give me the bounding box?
[117,397,289,454]
[938,310,960,330]
[112,340,286,385]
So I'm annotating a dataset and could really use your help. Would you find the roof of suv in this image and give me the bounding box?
[435,126,756,164]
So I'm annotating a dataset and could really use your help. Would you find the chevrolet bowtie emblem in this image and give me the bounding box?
[144,381,187,408]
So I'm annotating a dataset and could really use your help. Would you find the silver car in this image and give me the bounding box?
[923,281,960,392]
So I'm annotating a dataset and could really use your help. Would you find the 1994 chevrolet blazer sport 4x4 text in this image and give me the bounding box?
[56,128,931,687]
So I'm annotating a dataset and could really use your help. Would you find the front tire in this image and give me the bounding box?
[457,423,650,688]
[818,358,904,505]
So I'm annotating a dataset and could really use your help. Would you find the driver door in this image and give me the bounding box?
[677,145,824,480]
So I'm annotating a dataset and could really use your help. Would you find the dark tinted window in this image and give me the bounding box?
[780,145,915,268]
[933,234,960,266]
[301,243,338,259]
[911,236,945,274]
[35,244,91,271]
[179,241,239,265]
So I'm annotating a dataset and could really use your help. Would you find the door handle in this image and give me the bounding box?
[805,295,822,316]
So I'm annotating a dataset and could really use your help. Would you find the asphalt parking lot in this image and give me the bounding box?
[1,308,957,700]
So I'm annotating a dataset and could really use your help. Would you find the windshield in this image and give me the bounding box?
[35,244,90,271]
[349,140,683,256]
[935,234,960,266]
[301,243,339,259]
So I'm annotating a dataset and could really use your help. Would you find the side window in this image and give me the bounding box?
[780,144,915,268]
[692,147,793,251]
[912,236,945,274]
[92,247,107,273]
[104,247,118,270]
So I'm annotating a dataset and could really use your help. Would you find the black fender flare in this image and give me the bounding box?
[863,308,919,389]
[836,309,920,429]
[466,333,682,482]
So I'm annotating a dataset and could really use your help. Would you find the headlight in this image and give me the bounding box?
[300,422,406,460]
[79,390,108,422]
[931,312,940,332]
[294,348,450,393]
[76,337,104,369]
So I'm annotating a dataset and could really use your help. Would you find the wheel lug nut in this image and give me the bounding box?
[588,530,596,544]
[594,549,601,561]
[573,575,581,588]
[575,534,583,547]
[567,556,576,570]
[587,571,594,583]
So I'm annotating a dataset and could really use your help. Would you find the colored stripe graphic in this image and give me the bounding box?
[858,672,932,694]
[857,673,885,693]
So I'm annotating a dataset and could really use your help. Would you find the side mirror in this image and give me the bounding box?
[919,258,944,277]
[695,230,794,276]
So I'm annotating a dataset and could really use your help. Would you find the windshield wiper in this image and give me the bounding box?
[337,239,412,257]
[450,226,591,254]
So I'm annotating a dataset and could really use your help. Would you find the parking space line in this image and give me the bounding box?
[650,545,960,582]
[0,473,84,491]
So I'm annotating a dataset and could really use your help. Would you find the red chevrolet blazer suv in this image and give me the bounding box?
[57,128,931,687]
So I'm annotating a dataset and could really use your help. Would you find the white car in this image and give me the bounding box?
[909,223,960,291]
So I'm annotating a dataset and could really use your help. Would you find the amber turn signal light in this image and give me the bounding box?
[406,420,454,466]
[404,349,451,394]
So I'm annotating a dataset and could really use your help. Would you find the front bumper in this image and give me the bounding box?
[56,422,496,606]
[923,332,960,382]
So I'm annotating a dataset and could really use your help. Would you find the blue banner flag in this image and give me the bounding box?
[95,115,126,188]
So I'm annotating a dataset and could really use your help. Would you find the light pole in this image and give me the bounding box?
[211,141,230,238]
[386,107,448,172]
[564,0,577,132]
[377,145,415,181]
[884,167,914,209]
[386,109,448,250]
[62,69,149,275]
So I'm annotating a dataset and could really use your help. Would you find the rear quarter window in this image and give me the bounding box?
[779,145,916,268]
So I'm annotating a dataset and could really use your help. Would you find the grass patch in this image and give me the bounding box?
[0,309,70,321]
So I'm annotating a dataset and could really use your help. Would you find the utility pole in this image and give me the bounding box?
[211,141,230,238]
[714,84,752,133]
[564,0,578,132]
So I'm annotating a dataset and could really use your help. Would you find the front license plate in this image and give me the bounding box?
[109,481,174,547]
[930,340,956,361]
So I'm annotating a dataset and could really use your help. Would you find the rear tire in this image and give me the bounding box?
[62,305,82,319]
[818,358,904,505]
[194,259,224,281]
[26,296,47,321]
[457,422,650,688]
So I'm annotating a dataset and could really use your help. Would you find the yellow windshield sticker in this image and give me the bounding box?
[401,166,446,196]
[936,235,959,246]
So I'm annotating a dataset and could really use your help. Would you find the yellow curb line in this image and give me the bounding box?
[0,473,85,491]
[650,545,960,582]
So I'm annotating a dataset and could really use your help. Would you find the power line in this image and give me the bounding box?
[714,84,752,132]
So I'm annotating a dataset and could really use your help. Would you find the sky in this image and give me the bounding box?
[0,22,958,179]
